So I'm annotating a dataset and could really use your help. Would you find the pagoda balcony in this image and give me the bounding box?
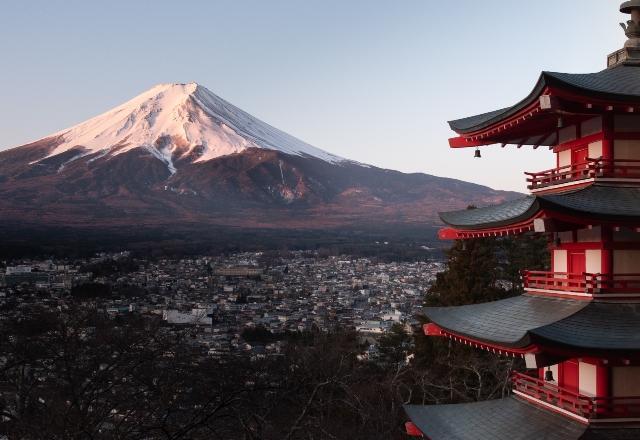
[526,158,640,190]
[512,372,640,420]
[523,271,640,296]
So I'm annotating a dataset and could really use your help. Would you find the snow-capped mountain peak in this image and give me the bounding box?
[40,82,343,173]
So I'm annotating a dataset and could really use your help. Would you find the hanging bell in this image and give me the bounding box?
[544,367,555,382]
[474,147,482,158]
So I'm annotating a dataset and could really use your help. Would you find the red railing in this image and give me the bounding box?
[526,158,640,189]
[523,271,640,295]
[512,372,640,419]
[593,158,640,179]
[526,161,593,189]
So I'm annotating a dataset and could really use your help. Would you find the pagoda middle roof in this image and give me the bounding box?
[449,65,640,134]
[424,294,640,351]
[404,397,640,440]
[440,185,640,230]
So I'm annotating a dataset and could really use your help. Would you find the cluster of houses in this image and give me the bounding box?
[0,251,444,358]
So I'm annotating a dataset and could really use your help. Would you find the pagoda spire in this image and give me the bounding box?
[609,1,640,67]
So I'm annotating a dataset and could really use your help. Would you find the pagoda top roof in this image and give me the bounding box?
[449,65,640,135]
[440,185,640,232]
[424,294,640,352]
[404,397,640,440]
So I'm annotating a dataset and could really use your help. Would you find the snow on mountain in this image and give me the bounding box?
[40,82,343,173]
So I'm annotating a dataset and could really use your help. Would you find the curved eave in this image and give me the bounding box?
[424,294,640,353]
[539,185,640,225]
[404,397,640,440]
[423,294,588,350]
[438,196,539,231]
[448,66,640,148]
[439,186,640,238]
[530,302,640,352]
[448,74,547,134]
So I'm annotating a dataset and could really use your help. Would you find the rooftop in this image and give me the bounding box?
[405,397,640,440]
[449,66,640,135]
[424,294,640,352]
[439,185,640,231]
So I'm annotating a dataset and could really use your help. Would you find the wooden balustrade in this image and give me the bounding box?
[523,271,640,294]
[526,158,640,189]
[512,372,640,419]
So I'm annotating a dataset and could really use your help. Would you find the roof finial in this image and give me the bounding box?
[621,1,640,43]
[608,2,640,68]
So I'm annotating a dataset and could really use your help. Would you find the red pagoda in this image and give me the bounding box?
[404,3,640,439]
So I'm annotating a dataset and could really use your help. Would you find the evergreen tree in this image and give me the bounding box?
[426,237,504,307]
[426,234,549,307]
[413,233,547,402]
[377,323,412,366]
[499,234,550,294]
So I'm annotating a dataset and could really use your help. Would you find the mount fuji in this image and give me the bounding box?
[0,82,517,234]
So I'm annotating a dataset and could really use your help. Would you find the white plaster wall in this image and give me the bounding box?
[542,364,560,384]
[559,125,577,144]
[581,116,602,136]
[614,229,640,242]
[558,232,573,244]
[614,115,640,132]
[612,367,640,397]
[586,250,602,274]
[554,250,568,272]
[558,150,571,167]
[579,362,597,396]
[614,250,640,273]
[614,140,640,161]
[577,226,601,242]
[588,141,603,159]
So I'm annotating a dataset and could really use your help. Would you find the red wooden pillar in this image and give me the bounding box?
[596,364,611,416]
[601,227,614,293]
[596,365,610,397]
[562,360,579,393]
[602,114,614,176]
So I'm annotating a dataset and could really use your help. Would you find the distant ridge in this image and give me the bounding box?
[0,82,520,233]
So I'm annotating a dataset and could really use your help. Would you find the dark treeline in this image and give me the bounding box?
[0,224,441,261]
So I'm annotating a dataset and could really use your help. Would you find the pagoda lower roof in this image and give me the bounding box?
[424,294,640,352]
[439,184,640,231]
[404,397,640,440]
[449,65,640,135]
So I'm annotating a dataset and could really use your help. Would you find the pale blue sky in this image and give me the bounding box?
[0,1,623,192]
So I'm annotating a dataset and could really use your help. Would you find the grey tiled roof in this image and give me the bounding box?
[439,196,536,230]
[447,107,512,132]
[424,295,587,347]
[439,185,640,229]
[532,302,640,350]
[545,67,640,101]
[404,397,640,440]
[542,185,640,219]
[404,397,587,440]
[424,294,640,351]
[449,65,640,134]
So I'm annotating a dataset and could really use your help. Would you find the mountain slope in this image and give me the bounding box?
[0,83,519,230]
